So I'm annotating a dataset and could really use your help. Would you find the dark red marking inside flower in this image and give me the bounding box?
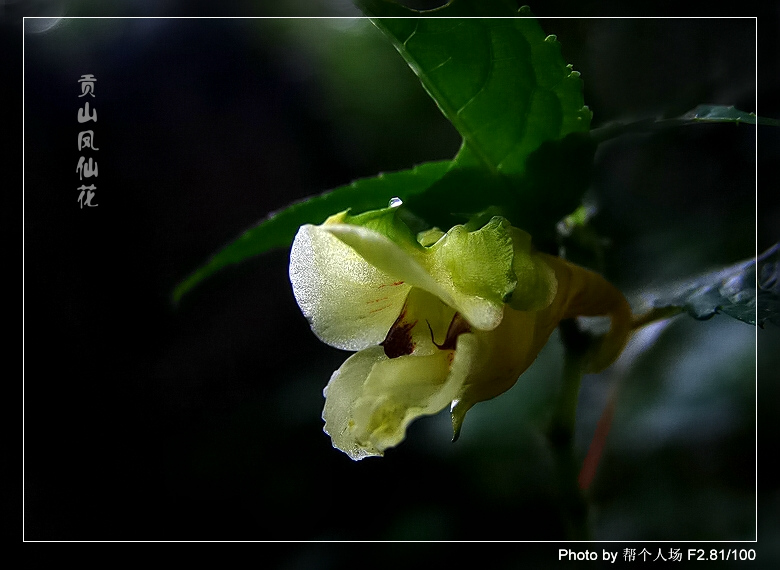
[428,313,471,351]
[367,296,392,314]
[381,307,417,358]
[378,280,405,289]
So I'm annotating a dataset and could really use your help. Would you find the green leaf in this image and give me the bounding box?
[361,3,592,176]
[173,160,451,303]
[678,104,779,126]
[757,246,780,328]
[592,105,780,143]
[402,132,595,241]
[639,244,780,328]
[355,1,595,238]
[357,0,522,17]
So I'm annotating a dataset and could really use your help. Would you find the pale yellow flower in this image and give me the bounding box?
[289,206,631,460]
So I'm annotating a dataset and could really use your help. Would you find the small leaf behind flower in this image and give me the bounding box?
[592,105,780,143]
[638,244,779,328]
[678,104,779,126]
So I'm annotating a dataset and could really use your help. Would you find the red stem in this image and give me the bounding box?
[578,389,617,491]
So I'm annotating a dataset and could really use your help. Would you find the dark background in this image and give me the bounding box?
[18,0,779,556]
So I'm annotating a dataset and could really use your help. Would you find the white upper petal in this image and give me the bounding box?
[289,224,411,351]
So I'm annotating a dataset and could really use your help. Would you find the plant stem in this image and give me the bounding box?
[577,306,682,494]
[578,387,617,492]
[547,319,592,540]
[631,306,683,330]
[549,310,683,538]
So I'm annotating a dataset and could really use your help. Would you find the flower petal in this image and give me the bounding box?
[324,222,456,313]
[322,346,387,461]
[450,254,633,436]
[450,307,548,437]
[507,227,558,311]
[425,217,517,330]
[322,289,467,460]
[323,346,466,460]
[327,212,519,331]
[540,253,632,372]
[289,223,411,351]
